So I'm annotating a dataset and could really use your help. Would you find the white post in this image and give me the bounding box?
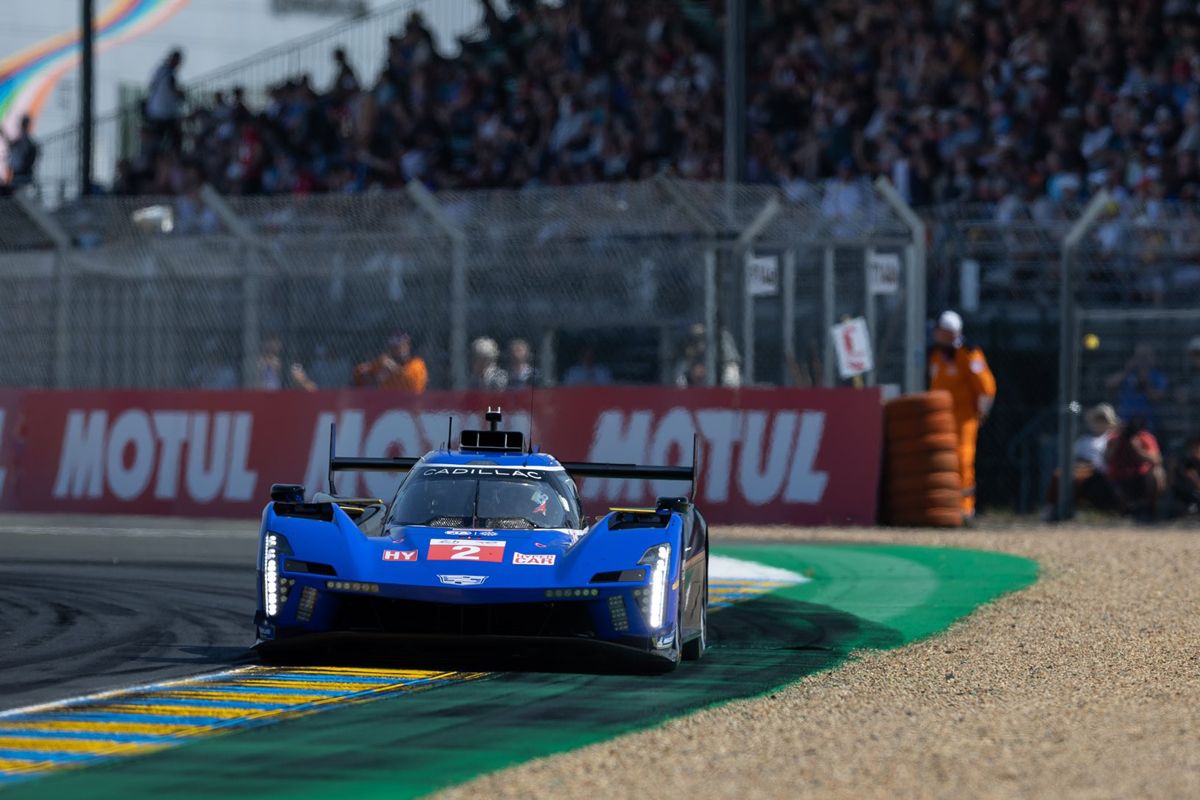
[1055,189,1112,522]
[201,184,265,388]
[822,245,836,387]
[704,250,717,386]
[873,177,926,394]
[862,247,877,386]
[655,176,720,386]
[540,328,556,387]
[735,197,782,387]
[781,248,796,386]
[407,180,468,390]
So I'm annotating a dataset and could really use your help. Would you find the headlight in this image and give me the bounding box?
[638,544,670,629]
[262,533,293,617]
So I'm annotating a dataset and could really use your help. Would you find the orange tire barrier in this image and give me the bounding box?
[881,391,962,527]
[887,451,960,475]
[888,470,961,494]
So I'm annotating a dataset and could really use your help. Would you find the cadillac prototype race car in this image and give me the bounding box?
[254,409,708,669]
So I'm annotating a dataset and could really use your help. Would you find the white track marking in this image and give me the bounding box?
[0,667,257,719]
[709,555,809,584]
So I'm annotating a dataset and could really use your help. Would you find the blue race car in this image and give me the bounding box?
[255,409,708,669]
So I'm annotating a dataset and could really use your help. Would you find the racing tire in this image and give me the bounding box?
[887,470,962,495]
[888,451,960,476]
[682,581,707,661]
[886,433,960,457]
[888,488,963,514]
[886,411,956,439]
[883,391,952,421]
[889,507,964,528]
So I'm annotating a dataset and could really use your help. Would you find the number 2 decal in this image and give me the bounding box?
[427,539,506,563]
[449,545,481,560]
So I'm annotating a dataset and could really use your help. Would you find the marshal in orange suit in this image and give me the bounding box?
[928,310,997,517]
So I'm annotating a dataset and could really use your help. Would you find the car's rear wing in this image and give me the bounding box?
[561,434,699,499]
[559,461,693,482]
[326,422,699,499]
[326,422,418,494]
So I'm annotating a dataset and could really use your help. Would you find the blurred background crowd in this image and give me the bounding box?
[79,0,1200,211]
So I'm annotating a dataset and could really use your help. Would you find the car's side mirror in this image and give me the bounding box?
[271,483,306,502]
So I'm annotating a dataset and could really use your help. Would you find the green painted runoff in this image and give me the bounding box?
[9,542,1037,800]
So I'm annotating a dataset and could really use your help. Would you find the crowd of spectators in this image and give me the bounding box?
[102,0,1200,211]
[201,331,626,394]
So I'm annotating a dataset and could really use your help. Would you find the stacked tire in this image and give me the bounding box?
[882,391,963,527]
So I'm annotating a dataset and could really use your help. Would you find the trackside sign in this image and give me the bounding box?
[0,387,882,524]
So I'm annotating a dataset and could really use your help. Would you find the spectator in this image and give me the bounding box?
[673,324,708,388]
[562,344,613,386]
[469,336,507,391]
[190,339,238,389]
[673,324,742,388]
[145,49,185,151]
[821,159,867,238]
[718,328,743,388]
[1105,418,1167,520]
[257,335,284,390]
[1177,336,1200,404]
[330,48,359,96]
[1170,435,1200,516]
[1042,403,1120,518]
[506,338,538,390]
[305,343,351,389]
[352,332,428,393]
[2,115,38,190]
[289,363,318,392]
[1106,344,1168,434]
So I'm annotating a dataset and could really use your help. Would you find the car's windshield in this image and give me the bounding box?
[389,466,581,529]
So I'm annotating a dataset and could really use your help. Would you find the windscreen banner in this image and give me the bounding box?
[0,387,882,525]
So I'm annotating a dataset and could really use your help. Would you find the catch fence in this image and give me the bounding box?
[0,178,923,397]
[929,195,1200,515]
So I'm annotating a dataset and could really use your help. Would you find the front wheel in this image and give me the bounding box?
[682,581,707,661]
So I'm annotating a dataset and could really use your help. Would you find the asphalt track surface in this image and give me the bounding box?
[0,516,1037,798]
[0,518,257,710]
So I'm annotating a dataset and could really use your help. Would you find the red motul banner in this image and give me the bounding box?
[0,387,882,525]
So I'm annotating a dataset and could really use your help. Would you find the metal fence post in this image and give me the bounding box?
[735,196,781,385]
[655,176,719,385]
[407,181,467,390]
[873,177,926,395]
[201,184,269,388]
[14,190,74,388]
[781,248,796,386]
[822,245,836,387]
[703,250,717,386]
[1055,190,1111,522]
[862,247,877,386]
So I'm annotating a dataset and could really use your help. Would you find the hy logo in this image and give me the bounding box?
[437,574,487,586]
